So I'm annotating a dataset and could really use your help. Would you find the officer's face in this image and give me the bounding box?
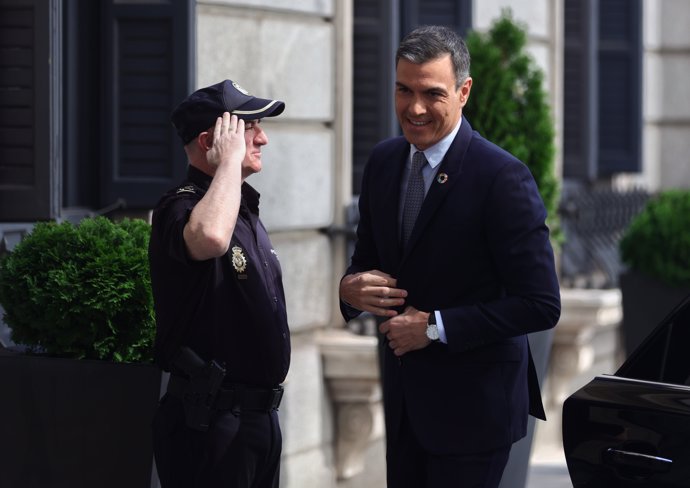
[242,119,268,179]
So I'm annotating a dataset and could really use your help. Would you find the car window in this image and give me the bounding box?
[617,300,690,385]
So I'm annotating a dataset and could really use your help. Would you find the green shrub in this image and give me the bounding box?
[464,9,561,243]
[0,217,154,362]
[620,190,690,287]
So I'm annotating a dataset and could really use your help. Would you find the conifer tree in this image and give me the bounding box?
[464,10,560,242]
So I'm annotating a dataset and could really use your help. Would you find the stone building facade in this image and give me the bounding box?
[2,0,690,487]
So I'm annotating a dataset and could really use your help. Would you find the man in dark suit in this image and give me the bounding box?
[340,25,561,488]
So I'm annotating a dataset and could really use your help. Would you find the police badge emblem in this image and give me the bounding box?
[232,81,250,96]
[231,246,247,274]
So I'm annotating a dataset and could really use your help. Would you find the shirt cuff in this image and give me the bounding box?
[435,311,448,343]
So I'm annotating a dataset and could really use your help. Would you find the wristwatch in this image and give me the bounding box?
[426,312,440,341]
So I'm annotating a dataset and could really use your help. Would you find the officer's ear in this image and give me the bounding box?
[196,130,213,152]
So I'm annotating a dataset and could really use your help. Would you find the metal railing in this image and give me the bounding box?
[559,185,650,289]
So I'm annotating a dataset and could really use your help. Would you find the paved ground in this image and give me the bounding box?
[527,462,572,488]
[526,427,573,488]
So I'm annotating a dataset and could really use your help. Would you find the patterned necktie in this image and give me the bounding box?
[402,151,427,246]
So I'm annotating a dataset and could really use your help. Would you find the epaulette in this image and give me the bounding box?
[176,184,199,195]
[156,181,207,210]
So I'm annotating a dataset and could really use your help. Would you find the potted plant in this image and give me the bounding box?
[619,189,690,357]
[0,216,161,488]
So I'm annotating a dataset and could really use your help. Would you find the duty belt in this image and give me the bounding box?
[167,375,284,413]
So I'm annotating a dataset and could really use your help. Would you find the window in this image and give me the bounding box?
[563,0,642,181]
[0,0,194,221]
[99,0,194,209]
[617,298,690,386]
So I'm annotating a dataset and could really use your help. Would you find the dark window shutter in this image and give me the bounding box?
[101,0,194,209]
[352,0,399,194]
[0,0,59,221]
[563,0,597,180]
[401,0,472,37]
[597,0,641,175]
[563,0,641,181]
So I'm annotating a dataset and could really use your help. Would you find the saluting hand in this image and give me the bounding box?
[207,112,246,169]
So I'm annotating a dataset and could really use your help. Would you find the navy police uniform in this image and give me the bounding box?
[149,165,291,488]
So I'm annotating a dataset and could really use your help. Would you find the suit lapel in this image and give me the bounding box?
[400,117,474,266]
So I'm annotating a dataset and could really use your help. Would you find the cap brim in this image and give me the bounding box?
[233,98,285,119]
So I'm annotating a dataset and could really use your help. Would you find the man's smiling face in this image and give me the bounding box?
[394,54,472,150]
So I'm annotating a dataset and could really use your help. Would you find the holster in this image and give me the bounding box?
[169,347,226,431]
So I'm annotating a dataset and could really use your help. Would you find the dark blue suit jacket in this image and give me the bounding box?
[343,117,561,454]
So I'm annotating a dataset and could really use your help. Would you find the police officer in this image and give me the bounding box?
[149,80,290,488]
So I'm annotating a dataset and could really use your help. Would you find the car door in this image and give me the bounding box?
[562,296,690,487]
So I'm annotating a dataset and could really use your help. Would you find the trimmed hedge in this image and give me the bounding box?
[0,217,154,362]
[620,190,690,287]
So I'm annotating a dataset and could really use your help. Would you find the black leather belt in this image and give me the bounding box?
[167,375,284,412]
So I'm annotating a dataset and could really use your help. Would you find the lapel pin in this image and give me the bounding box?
[437,173,449,184]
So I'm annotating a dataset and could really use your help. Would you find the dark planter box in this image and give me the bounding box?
[0,351,161,488]
[620,270,690,358]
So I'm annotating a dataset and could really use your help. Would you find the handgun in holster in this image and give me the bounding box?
[171,346,226,431]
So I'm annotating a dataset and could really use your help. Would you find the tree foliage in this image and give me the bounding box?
[0,217,154,362]
[464,9,560,241]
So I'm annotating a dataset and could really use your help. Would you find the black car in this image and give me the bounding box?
[562,295,690,487]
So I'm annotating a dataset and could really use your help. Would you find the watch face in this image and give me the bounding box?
[426,324,439,341]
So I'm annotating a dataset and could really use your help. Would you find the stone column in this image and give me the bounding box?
[533,288,623,459]
[318,329,383,480]
[549,288,623,410]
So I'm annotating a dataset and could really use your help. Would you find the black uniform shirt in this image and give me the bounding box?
[149,166,290,388]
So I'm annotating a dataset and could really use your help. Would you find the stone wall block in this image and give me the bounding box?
[270,231,332,330]
[252,126,334,230]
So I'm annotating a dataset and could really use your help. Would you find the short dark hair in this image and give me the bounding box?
[396,25,470,88]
